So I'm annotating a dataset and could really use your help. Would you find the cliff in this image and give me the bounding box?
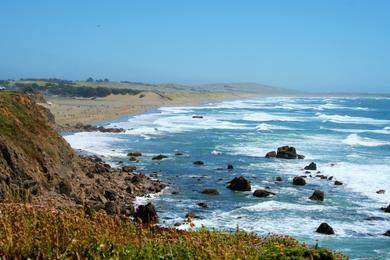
[0,91,164,214]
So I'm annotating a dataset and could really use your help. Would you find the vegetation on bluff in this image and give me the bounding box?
[0,203,344,259]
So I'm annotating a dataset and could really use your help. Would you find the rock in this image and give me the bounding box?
[334,181,343,185]
[383,230,390,236]
[276,146,304,159]
[175,152,183,156]
[227,164,234,170]
[376,189,385,194]
[309,190,324,201]
[127,151,142,157]
[304,162,317,171]
[380,204,390,213]
[316,175,328,180]
[201,188,220,195]
[193,160,204,165]
[328,176,333,180]
[265,151,276,158]
[122,166,137,172]
[297,154,305,159]
[192,115,203,119]
[58,180,72,196]
[275,176,283,182]
[292,176,306,186]
[197,202,208,208]
[131,174,143,183]
[316,223,335,235]
[227,176,251,191]
[152,154,168,160]
[253,189,275,197]
[104,201,119,215]
[129,156,139,162]
[104,190,117,201]
[135,203,158,224]
[125,186,134,194]
[304,171,311,174]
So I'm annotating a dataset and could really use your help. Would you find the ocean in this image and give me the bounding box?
[64,97,390,259]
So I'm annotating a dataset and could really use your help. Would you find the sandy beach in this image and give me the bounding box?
[46,90,254,125]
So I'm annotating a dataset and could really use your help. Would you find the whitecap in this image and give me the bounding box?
[243,112,305,122]
[342,134,390,147]
[316,113,389,125]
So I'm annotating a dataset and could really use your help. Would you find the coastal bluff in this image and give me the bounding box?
[0,91,164,215]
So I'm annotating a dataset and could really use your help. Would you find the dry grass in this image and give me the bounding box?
[0,203,345,259]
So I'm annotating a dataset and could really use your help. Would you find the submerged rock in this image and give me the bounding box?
[316,223,335,235]
[201,188,220,195]
[227,176,251,191]
[275,176,283,182]
[127,151,142,157]
[304,162,317,171]
[309,190,324,201]
[197,202,208,208]
[152,154,168,160]
[253,189,275,197]
[292,176,306,186]
[227,164,234,170]
[135,203,158,224]
[193,160,204,165]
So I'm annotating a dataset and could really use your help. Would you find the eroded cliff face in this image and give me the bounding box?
[0,91,164,214]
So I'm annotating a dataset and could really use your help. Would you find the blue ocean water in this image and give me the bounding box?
[65,97,390,259]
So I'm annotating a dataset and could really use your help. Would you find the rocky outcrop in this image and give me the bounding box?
[304,162,317,171]
[275,146,305,159]
[227,176,251,191]
[128,152,142,157]
[380,204,390,213]
[227,164,234,170]
[309,190,324,201]
[135,202,158,224]
[59,123,125,133]
[334,181,343,186]
[384,230,390,236]
[265,151,276,158]
[292,176,306,186]
[316,223,335,235]
[0,92,164,217]
[253,189,275,197]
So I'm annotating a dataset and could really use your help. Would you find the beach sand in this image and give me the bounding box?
[46,90,253,125]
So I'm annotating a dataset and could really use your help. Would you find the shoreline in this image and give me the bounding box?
[47,91,258,126]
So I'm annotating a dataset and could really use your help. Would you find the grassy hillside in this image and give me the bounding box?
[0,203,344,259]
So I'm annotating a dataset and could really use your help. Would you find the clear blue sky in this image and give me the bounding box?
[1,0,389,93]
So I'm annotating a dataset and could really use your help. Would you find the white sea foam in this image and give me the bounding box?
[342,134,390,147]
[255,123,294,131]
[64,132,126,157]
[243,112,305,122]
[241,201,328,212]
[316,113,389,125]
[323,127,390,135]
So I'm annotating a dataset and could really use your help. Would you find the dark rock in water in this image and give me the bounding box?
[316,175,328,180]
[304,162,317,171]
[376,189,385,194]
[227,164,234,170]
[192,115,203,119]
[253,189,275,197]
[309,190,324,201]
[152,154,168,160]
[276,146,304,159]
[227,176,251,191]
[383,230,390,236]
[174,222,182,227]
[304,171,311,174]
[171,191,178,195]
[265,151,276,158]
[193,160,204,165]
[365,216,385,221]
[129,156,139,162]
[122,166,136,172]
[275,176,283,182]
[175,152,183,156]
[201,188,220,195]
[197,202,208,208]
[127,151,142,157]
[380,204,390,213]
[328,176,333,181]
[334,180,343,185]
[297,154,305,159]
[316,223,335,235]
[135,203,158,224]
[292,176,306,186]
[276,146,297,159]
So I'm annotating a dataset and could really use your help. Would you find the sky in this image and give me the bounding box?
[1,0,389,93]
